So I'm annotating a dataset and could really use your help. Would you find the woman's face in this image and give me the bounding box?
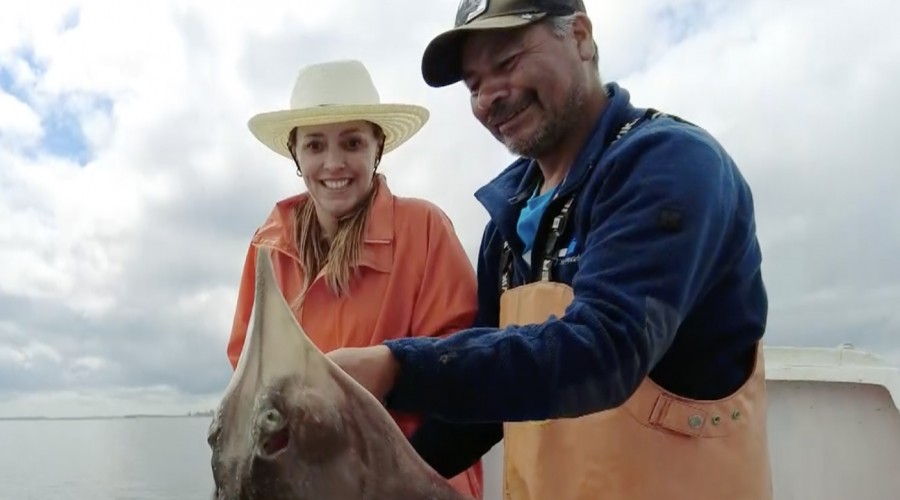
[293,120,381,221]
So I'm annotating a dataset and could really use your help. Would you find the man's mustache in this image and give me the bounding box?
[486,95,535,127]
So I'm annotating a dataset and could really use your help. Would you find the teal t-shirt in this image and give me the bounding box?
[516,185,557,266]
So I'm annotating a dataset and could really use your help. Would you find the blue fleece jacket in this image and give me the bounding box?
[384,83,767,424]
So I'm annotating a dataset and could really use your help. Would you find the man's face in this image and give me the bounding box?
[460,20,587,158]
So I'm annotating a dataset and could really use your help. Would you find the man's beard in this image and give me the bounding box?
[500,83,586,159]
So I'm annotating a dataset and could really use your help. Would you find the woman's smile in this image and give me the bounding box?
[322,178,352,191]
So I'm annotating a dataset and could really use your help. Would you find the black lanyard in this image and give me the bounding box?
[498,108,671,293]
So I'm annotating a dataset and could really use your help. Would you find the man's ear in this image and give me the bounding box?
[571,13,595,63]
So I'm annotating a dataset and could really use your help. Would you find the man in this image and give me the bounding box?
[328,1,773,498]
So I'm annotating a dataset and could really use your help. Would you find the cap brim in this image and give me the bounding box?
[421,13,548,88]
[247,104,429,160]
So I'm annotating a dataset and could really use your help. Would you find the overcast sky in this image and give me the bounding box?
[1,0,898,417]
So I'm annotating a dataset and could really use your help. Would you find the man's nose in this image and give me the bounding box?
[474,79,511,116]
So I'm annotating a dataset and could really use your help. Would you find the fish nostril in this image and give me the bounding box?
[249,404,292,460]
[254,408,290,459]
[207,410,224,448]
[207,425,221,448]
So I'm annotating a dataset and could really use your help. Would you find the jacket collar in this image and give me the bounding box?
[252,173,394,273]
[473,82,638,252]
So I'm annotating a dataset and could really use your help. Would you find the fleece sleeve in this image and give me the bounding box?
[406,222,505,477]
[383,131,738,423]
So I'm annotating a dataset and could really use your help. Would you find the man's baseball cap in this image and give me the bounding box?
[421,0,587,88]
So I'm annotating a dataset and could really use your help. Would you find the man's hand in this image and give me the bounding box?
[327,345,400,402]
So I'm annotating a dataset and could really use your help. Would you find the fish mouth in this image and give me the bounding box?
[261,427,290,457]
[255,407,291,460]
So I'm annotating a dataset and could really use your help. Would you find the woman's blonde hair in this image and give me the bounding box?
[286,122,385,301]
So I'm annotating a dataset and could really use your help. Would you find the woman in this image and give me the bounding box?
[224,59,483,498]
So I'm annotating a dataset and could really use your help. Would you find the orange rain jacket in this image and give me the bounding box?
[225,174,483,498]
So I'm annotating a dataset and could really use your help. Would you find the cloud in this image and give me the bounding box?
[0,0,898,417]
[614,0,900,357]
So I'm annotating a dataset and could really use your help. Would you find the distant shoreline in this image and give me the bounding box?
[0,411,215,421]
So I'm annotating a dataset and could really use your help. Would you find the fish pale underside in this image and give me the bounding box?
[207,247,469,500]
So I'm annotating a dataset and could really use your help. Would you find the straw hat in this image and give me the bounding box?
[248,59,430,160]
